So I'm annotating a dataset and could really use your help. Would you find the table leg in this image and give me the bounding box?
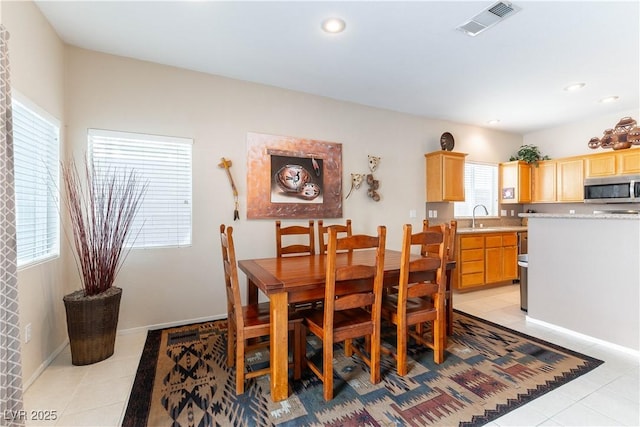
[445,269,453,336]
[247,278,258,305]
[269,292,289,402]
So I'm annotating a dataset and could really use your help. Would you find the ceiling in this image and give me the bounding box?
[35,1,639,135]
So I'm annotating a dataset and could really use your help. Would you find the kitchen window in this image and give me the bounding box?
[88,129,193,248]
[454,162,499,218]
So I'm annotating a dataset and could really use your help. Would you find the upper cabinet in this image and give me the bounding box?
[531,158,584,203]
[618,149,640,174]
[556,157,584,202]
[425,151,467,202]
[585,148,640,177]
[499,161,531,204]
[532,160,557,203]
[585,152,616,177]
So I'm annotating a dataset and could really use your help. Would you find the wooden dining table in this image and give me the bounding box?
[238,249,454,402]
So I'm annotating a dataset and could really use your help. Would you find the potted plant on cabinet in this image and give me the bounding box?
[60,158,147,365]
[509,144,550,166]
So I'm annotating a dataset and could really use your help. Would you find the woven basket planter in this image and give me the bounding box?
[63,287,122,365]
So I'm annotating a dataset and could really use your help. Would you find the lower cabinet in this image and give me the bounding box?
[459,236,484,287]
[455,232,518,290]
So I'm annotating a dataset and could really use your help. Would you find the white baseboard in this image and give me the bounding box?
[526,315,640,358]
[117,313,227,336]
[23,339,69,391]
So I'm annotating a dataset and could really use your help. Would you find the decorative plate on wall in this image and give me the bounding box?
[440,132,455,151]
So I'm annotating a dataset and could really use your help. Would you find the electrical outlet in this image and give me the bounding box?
[569,209,575,214]
[25,323,32,343]
[428,210,433,218]
[501,209,507,216]
[409,209,417,218]
[510,210,515,216]
[433,210,437,218]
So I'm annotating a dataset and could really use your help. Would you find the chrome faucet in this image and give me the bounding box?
[472,204,489,228]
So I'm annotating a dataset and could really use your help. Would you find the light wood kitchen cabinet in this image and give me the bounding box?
[501,234,519,280]
[532,158,584,203]
[532,160,556,202]
[485,233,518,283]
[584,147,640,177]
[618,149,640,174]
[458,235,485,288]
[425,151,467,202]
[556,157,584,202]
[499,161,531,204]
[585,152,617,177]
[454,232,518,290]
[509,148,639,203]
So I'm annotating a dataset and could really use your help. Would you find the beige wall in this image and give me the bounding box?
[524,107,640,159]
[64,47,523,333]
[1,1,67,387]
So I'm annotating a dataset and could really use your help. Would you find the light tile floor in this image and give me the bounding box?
[22,283,639,426]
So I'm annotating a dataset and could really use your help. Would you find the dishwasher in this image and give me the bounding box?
[517,232,528,312]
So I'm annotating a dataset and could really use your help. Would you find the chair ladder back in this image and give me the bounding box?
[323,225,386,338]
[276,220,316,257]
[335,233,377,251]
[334,290,376,311]
[447,220,457,260]
[404,237,443,300]
[401,222,449,307]
[422,219,455,259]
[414,226,448,287]
[318,219,353,254]
[220,225,245,330]
[305,225,386,400]
[220,223,305,395]
[384,223,449,374]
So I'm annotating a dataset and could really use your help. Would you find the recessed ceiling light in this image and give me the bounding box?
[564,82,586,91]
[321,18,346,34]
[599,96,619,103]
[487,119,500,125]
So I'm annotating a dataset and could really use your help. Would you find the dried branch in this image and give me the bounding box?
[61,158,147,296]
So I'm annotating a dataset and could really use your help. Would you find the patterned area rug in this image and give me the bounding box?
[122,310,603,426]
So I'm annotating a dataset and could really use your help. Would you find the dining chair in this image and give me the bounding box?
[381,223,449,376]
[317,219,352,254]
[423,219,457,336]
[302,225,386,401]
[276,220,318,311]
[220,224,305,394]
[275,220,316,257]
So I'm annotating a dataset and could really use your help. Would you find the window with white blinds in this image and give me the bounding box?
[454,162,499,217]
[88,129,193,248]
[13,98,60,267]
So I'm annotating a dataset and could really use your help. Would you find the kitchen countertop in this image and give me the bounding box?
[457,226,528,234]
[519,213,640,220]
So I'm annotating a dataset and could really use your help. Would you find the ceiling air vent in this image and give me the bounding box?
[457,1,521,37]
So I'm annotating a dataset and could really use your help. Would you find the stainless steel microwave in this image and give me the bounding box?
[583,175,640,203]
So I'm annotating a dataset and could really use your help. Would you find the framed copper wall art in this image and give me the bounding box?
[246,132,343,219]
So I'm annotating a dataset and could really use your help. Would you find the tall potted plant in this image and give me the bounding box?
[61,158,147,365]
